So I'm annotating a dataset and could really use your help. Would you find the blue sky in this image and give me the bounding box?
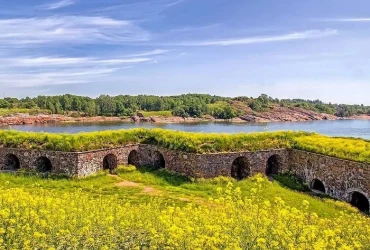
[1,0,370,104]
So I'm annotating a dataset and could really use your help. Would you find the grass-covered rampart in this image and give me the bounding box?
[0,128,370,163]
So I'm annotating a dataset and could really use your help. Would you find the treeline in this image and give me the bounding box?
[0,94,235,119]
[0,94,369,118]
[234,94,370,117]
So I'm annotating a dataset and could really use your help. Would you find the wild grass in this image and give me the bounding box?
[0,128,370,163]
[272,173,310,192]
[0,167,368,249]
[292,134,370,163]
[0,108,51,116]
[139,110,173,117]
[0,167,361,217]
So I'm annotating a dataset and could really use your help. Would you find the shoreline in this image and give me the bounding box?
[0,113,369,127]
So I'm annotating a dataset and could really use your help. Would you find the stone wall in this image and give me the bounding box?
[0,148,78,175]
[76,144,167,177]
[162,149,289,179]
[0,146,289,178]
[288,149,370,202]
[1,145,370,211]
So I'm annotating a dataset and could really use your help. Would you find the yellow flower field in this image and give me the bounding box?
[0,171,369,249]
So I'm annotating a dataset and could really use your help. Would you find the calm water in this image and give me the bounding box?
[1,119,370,139]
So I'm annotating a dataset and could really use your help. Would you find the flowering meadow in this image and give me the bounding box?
[0,168,369,249]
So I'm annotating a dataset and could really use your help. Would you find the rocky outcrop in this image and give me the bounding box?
[0,107,340,126]
[0,114,69,125]
[244,107,337,123]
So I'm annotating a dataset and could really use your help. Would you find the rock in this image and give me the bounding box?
[239,115,256,122]
[131,116,140,122]
[140,117,151,122]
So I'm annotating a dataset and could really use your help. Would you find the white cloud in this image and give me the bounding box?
[170,29,338,46]
[0,54,157,87]
[169,24,221,33]
[42,0,76,10]
[165,0,186,8]
[0,16,150,46]
[0,67,133,88]
[4,56,152,66]
[316,18,370,22]
[125,49,169,57]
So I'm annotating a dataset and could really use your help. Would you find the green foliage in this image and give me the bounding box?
[0,129,299,153]
[0,108,51,116]
[1,93,369,118]
[171,106,188,118]
[139,110,173,117]
[291,134,370,164]
[272,173,310,192]
[1,129,370,164]
[208,101,237,119]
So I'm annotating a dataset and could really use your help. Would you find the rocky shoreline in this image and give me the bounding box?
[0,106,369,126]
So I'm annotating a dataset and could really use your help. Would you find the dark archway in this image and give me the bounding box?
[266,154,282,176]
[128,150,139,166]
[350,192,370,213]
[153,151,165,169]
[310,179,325,193]
[103,154,118,171]
[231,157,250,180]
[4,154,20,171]
[36,157,52,173]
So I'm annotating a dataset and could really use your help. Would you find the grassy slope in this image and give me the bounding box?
[139,110,173,117]
[1,167,368,248]
[0,166,359,218]
[0,108,51,116]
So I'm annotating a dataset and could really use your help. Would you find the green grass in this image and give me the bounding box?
[139,110,173,117]
[0,128,370,164]
[0,166,359,218]
[272,173,310,192]
[0,108,51,116]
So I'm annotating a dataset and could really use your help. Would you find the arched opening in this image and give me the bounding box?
[231,157,250,180]
[310,179,325,193]
[36,157,52,173]
[4,154,20,171]
[153,151,165,169]
[103,154,118,171]
[128,150,139,166]
[350,192,370,213]
[266,154,282,176]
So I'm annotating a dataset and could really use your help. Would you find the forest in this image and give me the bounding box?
[0,93,369,119]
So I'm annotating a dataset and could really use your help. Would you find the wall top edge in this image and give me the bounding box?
[0,145,287,155]
[289,149,370,166]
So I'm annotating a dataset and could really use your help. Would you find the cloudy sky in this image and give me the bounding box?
[1,0,370,104]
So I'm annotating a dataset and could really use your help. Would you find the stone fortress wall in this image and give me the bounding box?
[0,145,369,212]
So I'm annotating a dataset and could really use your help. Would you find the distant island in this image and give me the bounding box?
[0,94,369,125]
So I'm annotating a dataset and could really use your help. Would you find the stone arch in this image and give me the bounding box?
[310,178,325,193]
[3,154,20,171]
[153,151,165,169]
[231,156,250,180]
[266,154,283,176]
[36,157,52,173]
[128,150,139,166]
[350,191,369,213]
[103,154,118,171]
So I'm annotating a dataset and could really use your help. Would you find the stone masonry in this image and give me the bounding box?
[0,145,369,211]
